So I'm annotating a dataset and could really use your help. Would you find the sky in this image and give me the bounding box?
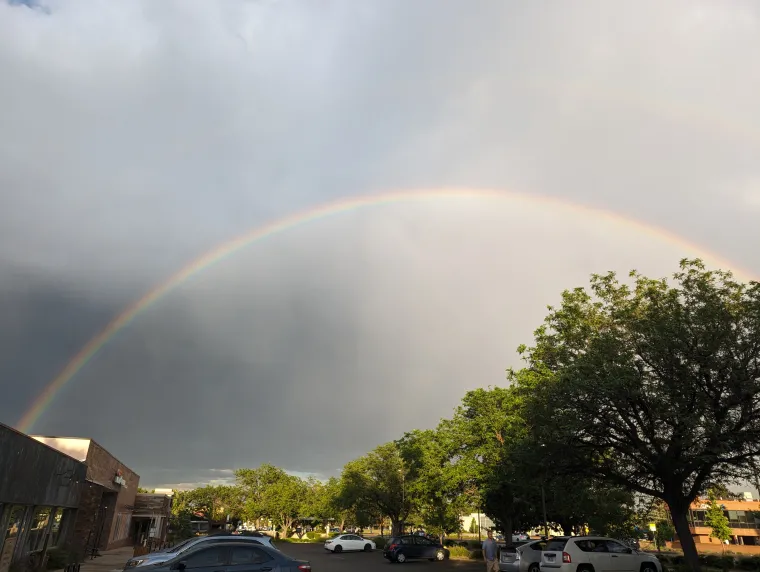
[1,0,759,491]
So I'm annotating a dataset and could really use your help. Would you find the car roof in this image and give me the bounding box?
[176,540,286,559]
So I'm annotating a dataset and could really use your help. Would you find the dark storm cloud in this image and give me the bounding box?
[2,0,760,487]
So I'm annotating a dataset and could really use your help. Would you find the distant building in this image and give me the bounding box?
[0,423,87,572]
[31,436,140,555]
[670,493,760,547]
[133,494,172,544]
[461,513,495,532]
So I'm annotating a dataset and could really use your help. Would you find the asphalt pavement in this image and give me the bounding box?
[275,542,486,572]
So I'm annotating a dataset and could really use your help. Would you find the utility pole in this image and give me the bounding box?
[477,509,482,542]
[541,485,548,538]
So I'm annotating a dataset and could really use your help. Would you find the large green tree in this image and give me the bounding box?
[397,429,470,542]
[515,260,760,572]
[340,442,410,535]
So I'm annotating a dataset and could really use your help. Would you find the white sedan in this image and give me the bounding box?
[324,534,376,553]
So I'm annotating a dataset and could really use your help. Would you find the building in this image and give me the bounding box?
[0,423,87,572]
[31,436,140,555]
[685,493,760,546]
[132,494,172,545]
[461,513,495,533]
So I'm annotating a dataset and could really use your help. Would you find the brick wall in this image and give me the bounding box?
[69,482,104,560]
[84,442,140,550]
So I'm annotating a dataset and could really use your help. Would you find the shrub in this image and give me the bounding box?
[371,536,387,547]
[305,532,320,540]
[447,546,471,559]
[46,548,75,570]
[736,555,760,571]
[469,548,484,560]
[443,539,458,547]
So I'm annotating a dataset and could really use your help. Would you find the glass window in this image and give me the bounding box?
[49,509,66,547]
[25,507,52,552]
[183,547,227,569]
[229,547,272,566]
[605,541,629,553]
[4,506,25,541]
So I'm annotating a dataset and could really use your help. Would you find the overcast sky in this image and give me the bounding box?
[2,0,759,490]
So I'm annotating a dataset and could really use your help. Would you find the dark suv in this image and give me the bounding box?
[383,535,449,563]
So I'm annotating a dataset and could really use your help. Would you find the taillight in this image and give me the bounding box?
[389,543,398,550]
[297,565,311,572]
[562,552,571,563]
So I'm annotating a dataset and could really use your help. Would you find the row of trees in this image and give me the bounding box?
[168,261,760,572]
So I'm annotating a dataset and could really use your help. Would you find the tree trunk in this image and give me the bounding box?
[501,517,514,543]
[669,503,700,572]
[391,519,402,536]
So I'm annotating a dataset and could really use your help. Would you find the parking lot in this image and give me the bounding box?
[276,543,486,571]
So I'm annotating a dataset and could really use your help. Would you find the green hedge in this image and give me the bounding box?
[447,546,471,559]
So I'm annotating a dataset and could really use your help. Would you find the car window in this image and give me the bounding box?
[182,547,227,569]
[348,535,360,541]
[605,540,630,553]
[229,547,273,566]
[545,539,568,551]
[419,537,435,545]
[531,541,547,551]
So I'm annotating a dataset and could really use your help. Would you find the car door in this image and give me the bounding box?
[176,546,229,572]
[416,536,437,558]
[342,535,357,550]
[574,539,613,572]
[226,546,277,572]
[604,540,637,572]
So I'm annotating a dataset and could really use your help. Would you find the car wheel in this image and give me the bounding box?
[364,543,372,551]
[641,565,657,572]
[334,545,342,553]
[435,550,445,561]
[529,564,540,572]
[396,552,407,563]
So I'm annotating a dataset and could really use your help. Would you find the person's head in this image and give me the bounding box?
[487,530,493,539]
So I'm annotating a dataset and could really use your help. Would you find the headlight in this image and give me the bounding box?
[125,560,145,568]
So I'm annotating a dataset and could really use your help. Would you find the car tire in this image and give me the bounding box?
[529,564,540,572]
[435,550,445,561]
[364,544,372,551]
[334,545,342,553]
[577,566,593,572]
[641,565,657,572]
[396,552,407,563]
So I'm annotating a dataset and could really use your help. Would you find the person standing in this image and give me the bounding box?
[482,529,499,572]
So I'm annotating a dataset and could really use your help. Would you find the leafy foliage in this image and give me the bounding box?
[513,259,760,571]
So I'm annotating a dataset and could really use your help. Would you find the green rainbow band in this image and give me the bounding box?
[15,187,753,433]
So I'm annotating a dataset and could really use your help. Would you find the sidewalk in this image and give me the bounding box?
[53,547,134,572]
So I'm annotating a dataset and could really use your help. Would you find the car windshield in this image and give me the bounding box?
[168,538,196,553]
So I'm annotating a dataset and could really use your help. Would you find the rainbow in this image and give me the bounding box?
[15,187,755,433]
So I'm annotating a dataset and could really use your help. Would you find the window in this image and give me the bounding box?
[574,539,607,552]
[545,539,568,551]
[113,512,132,541]
[605,541,630,553]
[25,507,52,552]
[229,547,272,566]
[183,547,227,569]
[530,541,547,551]
[4,506,25,542]
[49,509,67,547]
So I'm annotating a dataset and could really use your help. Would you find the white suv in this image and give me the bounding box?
[540,536,661,572]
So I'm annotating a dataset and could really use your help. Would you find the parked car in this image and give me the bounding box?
[324,533,376,553]
[500,538,553,572]
[127,540,310,572]
[383,534,449,563]
[540,536,661,572]
[124,533,274,569]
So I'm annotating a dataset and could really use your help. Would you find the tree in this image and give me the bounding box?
[654,520,675,551]
[705,489,732,551]
[397,429,469,543]
[340,442,410,535]
[137,487,156,493]
[515,260,760,572]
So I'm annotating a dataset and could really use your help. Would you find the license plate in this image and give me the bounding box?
[546,555,555,561]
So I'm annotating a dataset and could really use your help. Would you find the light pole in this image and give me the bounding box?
[541,485,548,538]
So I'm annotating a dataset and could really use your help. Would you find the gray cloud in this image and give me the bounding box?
[1,0,759,487]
